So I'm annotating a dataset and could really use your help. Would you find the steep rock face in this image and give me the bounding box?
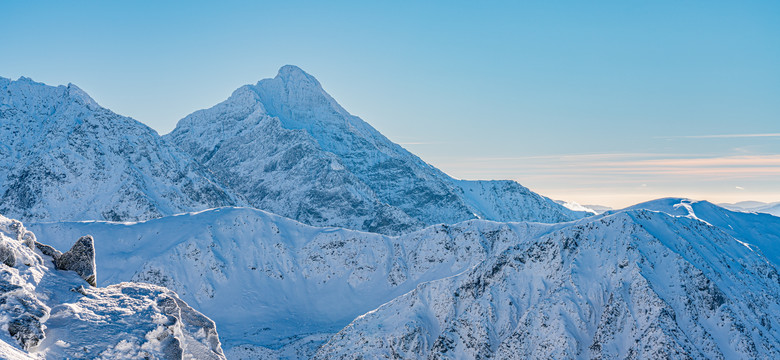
[0,214,226,359]
[0,76,241,223]
[314,211,780,359]
[167,66,587,234]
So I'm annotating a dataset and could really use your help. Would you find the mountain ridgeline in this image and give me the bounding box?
[1,66,587,233]
[0,76,240,223]
[29,198,780,359]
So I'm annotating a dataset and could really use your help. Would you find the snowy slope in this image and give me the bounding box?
[0,76,241,223]
[29,207,560,353]
[624,198,780,267]
[0,214,226,359]
[167,65,587,234]
[29,199,780,358]
[315,210,780,359]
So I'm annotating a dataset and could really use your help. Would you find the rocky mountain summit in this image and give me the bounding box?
[0,76,240,223]
[0,214,226,359]
[167,65,587,234]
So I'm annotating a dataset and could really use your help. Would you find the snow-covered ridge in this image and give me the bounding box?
[622,197,780,267]
[167,65,588,234]
[28,199,780,358]
[720,200,780,217]
[0,76,242,223]
[31,207,557,351]
[315,209,780,359]
[0,214,226,359]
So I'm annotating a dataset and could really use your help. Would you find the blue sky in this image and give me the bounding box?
[1,1,778,207]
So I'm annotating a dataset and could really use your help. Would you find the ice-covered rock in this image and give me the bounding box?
[54,236,96,286]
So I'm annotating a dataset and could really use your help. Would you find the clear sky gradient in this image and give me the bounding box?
[2,1,778,207]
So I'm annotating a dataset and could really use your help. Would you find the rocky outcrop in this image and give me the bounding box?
[54,235,96,286]
[35,235,96,286]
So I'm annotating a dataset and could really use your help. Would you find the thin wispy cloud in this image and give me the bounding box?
[660,133,780,139]
[435,153,780,205]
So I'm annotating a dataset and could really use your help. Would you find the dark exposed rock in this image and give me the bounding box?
[35,241,62,259]
[35,235,97,286]
[8,314,45,349]
[55,236,97,287]
[0,241,15,267]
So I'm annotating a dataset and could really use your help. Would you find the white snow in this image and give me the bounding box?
[28,199,780,357]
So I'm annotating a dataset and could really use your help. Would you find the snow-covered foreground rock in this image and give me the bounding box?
[0,214,225,359]
[0,76,240,223]
[30,200,780,358]
[167,65,587,234]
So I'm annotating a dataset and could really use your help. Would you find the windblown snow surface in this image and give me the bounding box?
[166,66,587,234]
[29,198,780,359]
[0,214,226,359]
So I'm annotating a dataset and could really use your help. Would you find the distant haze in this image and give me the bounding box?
[2,1,778,208]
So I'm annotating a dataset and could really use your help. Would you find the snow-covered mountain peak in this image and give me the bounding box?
[168,66,588,234]
[248,65,354,133]
[1,76,98,110]
[274,64,323,89]
[624,197,722,218]
[64,82,98,108]
[0,77,241,223]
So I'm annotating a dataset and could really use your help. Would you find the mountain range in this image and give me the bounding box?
[1,66,779,359]
[1,67,586,235]
[720,201,780,217]
[0,76,240,223]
